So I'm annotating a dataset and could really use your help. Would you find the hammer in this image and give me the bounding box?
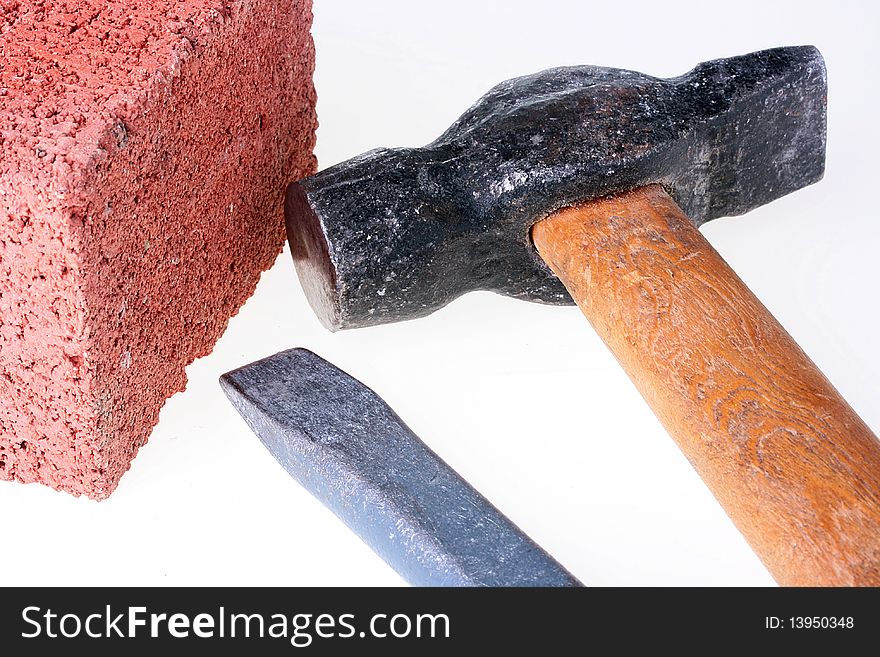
[284,47,880,586]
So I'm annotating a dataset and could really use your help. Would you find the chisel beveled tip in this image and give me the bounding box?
[220,348,582,587]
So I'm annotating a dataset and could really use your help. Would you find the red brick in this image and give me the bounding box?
[0,0,317,498]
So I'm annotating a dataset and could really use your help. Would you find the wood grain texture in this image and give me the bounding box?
[532,184,880,586]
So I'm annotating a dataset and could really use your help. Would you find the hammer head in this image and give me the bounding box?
[286,46,826,330]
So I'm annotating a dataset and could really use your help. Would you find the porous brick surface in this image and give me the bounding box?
[0,0,317,498]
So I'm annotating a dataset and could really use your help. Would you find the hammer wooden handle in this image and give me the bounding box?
[532,184,880,586]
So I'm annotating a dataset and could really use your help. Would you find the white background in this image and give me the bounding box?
[3,0,878,586]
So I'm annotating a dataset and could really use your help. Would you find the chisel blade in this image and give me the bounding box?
[220,348,581,587]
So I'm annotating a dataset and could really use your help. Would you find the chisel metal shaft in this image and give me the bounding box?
[221,348,581,587]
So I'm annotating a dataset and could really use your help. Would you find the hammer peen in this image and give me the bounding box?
[284,47,880,585]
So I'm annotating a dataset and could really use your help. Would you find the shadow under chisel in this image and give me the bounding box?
[220,348,581,587]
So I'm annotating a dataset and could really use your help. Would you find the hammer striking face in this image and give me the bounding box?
[286,46,826,330]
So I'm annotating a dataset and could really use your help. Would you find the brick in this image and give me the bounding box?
[0,0,317,498]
